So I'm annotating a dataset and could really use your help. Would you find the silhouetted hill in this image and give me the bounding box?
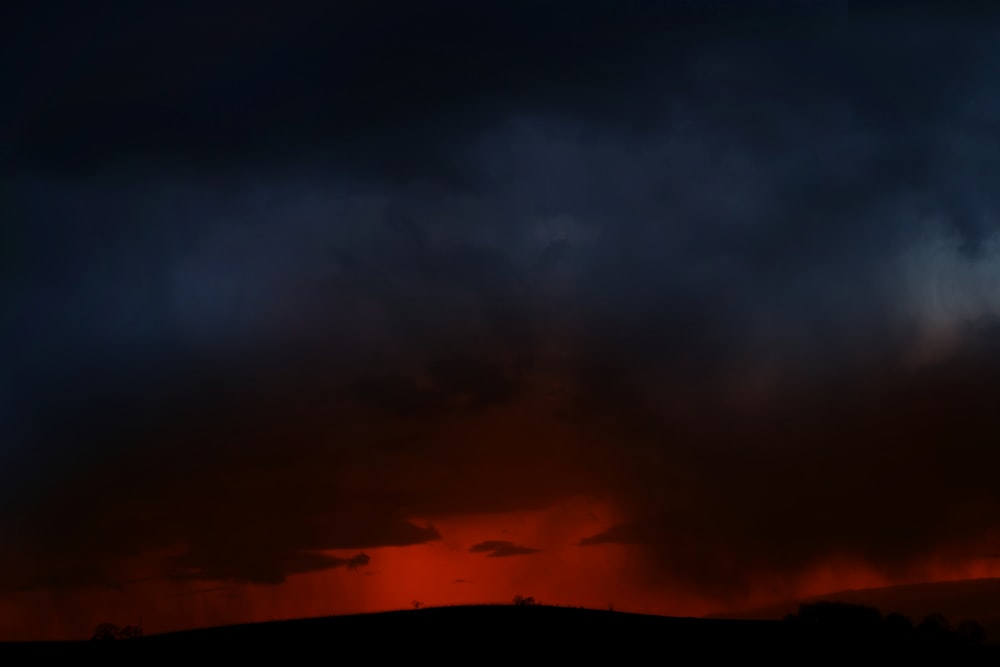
[2,604,999,662]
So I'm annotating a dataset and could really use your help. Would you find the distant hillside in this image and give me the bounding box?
[718,578,1000,643]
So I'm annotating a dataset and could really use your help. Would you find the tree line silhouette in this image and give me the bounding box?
[91,622,143,641]
[783,601,987,653]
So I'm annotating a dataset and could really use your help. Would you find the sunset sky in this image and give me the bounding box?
[4,0,1000,641]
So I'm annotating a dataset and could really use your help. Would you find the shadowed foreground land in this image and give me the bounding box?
[2,604,999,662]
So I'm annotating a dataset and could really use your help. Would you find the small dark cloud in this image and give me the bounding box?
[346,552,371,570]
[469,540,541,558]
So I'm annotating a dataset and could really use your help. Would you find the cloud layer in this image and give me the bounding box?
[2,0,1000,615]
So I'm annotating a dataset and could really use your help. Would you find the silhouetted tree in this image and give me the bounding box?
[118,624,143,639]
[412,600,422,610]
[956,618,986,645]
[91,622,142,640]
[512,595,536,606]
[795,601,882,631]
[916,612,953,645]
[92,623,121,641]
[882,611,915,641]
[785,601,884,652]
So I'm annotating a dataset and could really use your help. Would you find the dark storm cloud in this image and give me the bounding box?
[574,322,1000,597]
[0,1,854,177]
[3,0,1000,603]
[469,541,542,558]
[168,550,370,585]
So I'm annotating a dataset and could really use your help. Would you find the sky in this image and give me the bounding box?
[3,0,1000,641]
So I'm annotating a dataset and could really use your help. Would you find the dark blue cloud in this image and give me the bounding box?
[2,0,1000,600]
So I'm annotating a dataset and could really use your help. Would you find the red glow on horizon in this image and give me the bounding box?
[3,497,1000,641]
